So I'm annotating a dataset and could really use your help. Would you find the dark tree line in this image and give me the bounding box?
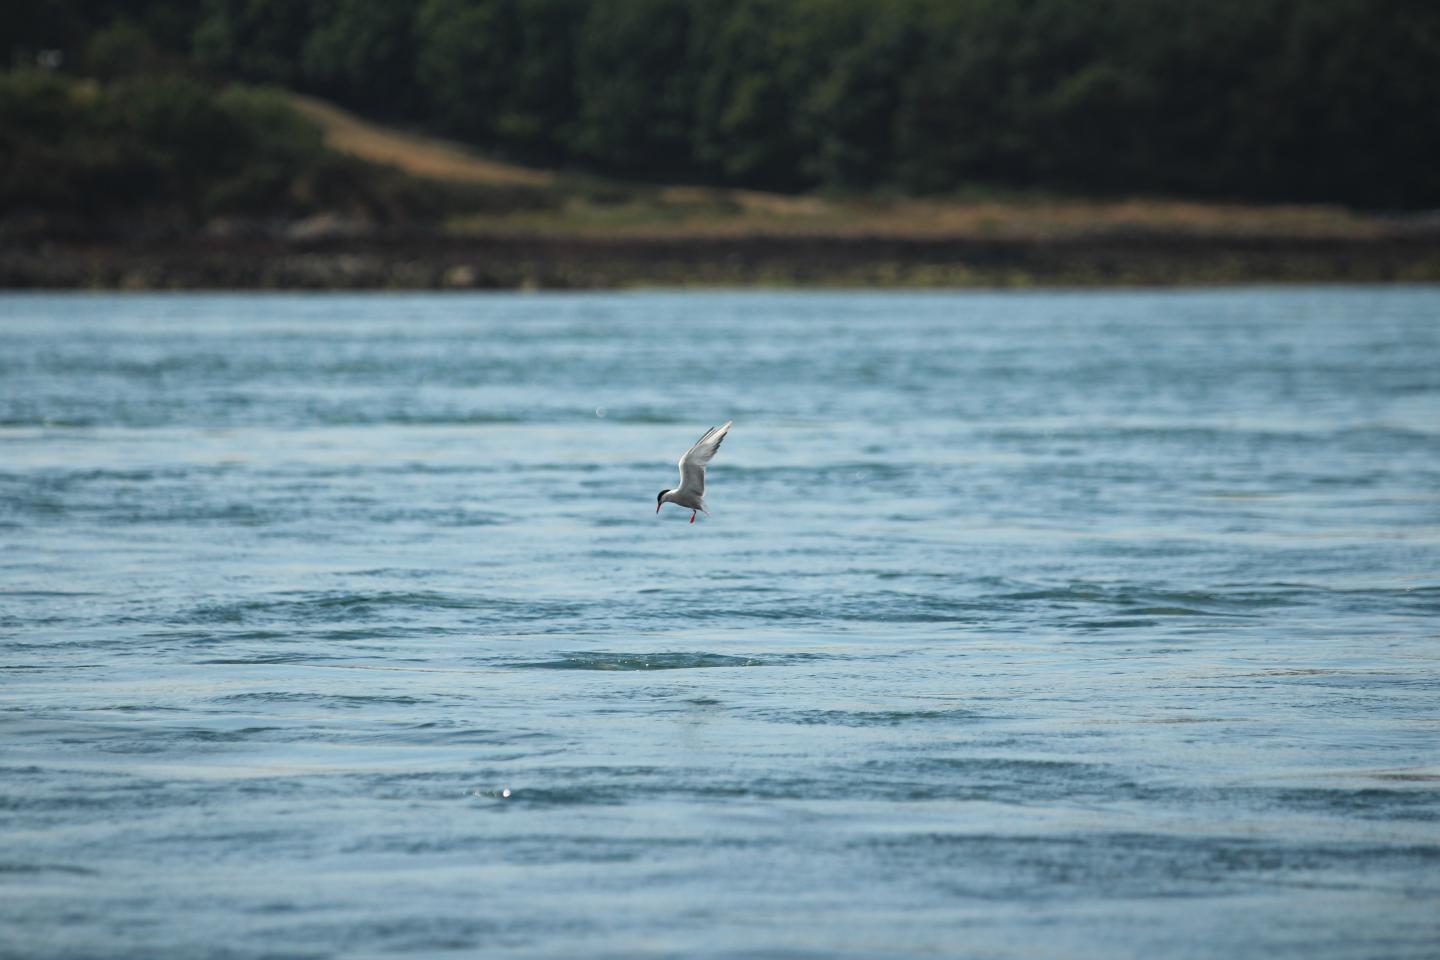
[8,0,1440,207]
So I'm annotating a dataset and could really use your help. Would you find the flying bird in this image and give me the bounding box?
[656,421,732,523]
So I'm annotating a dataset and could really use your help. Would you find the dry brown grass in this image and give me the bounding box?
[457,194,1382,241]
[289,94,551,187]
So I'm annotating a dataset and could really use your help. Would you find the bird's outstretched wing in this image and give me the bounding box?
[675,420,732,497]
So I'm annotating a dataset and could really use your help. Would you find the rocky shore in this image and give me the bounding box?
[6,229,1440,290]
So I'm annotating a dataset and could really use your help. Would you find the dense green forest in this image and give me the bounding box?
[6,0,1440,210]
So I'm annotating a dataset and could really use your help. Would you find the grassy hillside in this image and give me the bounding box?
[291,92,1394,243]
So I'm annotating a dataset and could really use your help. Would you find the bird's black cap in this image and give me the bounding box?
[656,489,669,502]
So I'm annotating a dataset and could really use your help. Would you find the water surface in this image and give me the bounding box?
[2,289,1438,958]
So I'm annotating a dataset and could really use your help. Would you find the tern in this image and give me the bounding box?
[656,421,732,523]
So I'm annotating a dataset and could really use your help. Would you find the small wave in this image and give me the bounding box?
[368,413,531,426]
[601,413,690,424]
[997,581,1297,616]
[78,704,189,714]
[180,591,578,626]
[504,652,764,671]
[172,726,286,742]
[214,692,427,708]
[0,663,103,671]
[762,707,984,727]
[0,862,99,877]
[197,655,338,665]
[1125,606,1215,616]
[839,756,1140,805]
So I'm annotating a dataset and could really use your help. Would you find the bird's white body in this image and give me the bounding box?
[657,421,731,522]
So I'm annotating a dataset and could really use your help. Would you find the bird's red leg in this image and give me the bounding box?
[689,510,696,523]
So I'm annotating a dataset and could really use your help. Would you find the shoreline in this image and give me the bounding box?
[6,232,1440,290]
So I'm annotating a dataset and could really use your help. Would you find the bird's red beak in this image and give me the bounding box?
[656,502,662,514]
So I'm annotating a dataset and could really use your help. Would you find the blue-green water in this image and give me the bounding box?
[2,289,1438,959]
